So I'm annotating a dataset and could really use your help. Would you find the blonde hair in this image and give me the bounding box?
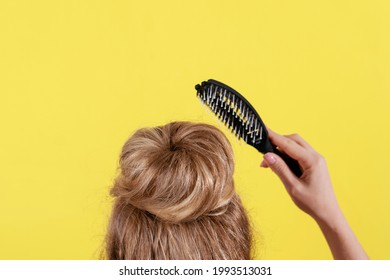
[105,121,251,259]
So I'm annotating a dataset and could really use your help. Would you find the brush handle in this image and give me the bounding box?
[260,139,303,177]
[272,147,303,177]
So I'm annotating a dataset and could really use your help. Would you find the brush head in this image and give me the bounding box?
[195,79,273,154]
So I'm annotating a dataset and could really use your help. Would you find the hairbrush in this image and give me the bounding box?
[195,79,302,177]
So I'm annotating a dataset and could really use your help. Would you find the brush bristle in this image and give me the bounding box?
[195,81,263,145]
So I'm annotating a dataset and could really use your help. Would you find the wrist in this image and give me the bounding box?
[314,206,369,260]
[316,212,349,239]
[314,204,346,231]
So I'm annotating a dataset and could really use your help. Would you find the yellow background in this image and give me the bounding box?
[1,0,389,259]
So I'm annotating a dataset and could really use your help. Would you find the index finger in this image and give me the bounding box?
[267,128,312,169]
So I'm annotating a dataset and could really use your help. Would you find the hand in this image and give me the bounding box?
[260,128,368,259]
[260,128,339,224]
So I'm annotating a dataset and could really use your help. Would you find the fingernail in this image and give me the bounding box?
[260,160,266,167]
[264,153,276,165]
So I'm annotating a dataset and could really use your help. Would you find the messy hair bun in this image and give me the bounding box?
[112,122,235,223]
[105,122,251,259]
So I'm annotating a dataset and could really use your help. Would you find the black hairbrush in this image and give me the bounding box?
[195,79,302,177]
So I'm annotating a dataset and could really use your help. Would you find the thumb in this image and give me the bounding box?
[263,153,298,190]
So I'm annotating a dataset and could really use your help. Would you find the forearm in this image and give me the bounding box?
[316,209,369,260]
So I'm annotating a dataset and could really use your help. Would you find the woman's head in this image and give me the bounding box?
[105,121,251,259]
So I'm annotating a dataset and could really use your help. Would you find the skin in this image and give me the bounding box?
[260,128,369,260]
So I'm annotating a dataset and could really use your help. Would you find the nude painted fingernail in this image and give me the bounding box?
[264,153,276,165]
